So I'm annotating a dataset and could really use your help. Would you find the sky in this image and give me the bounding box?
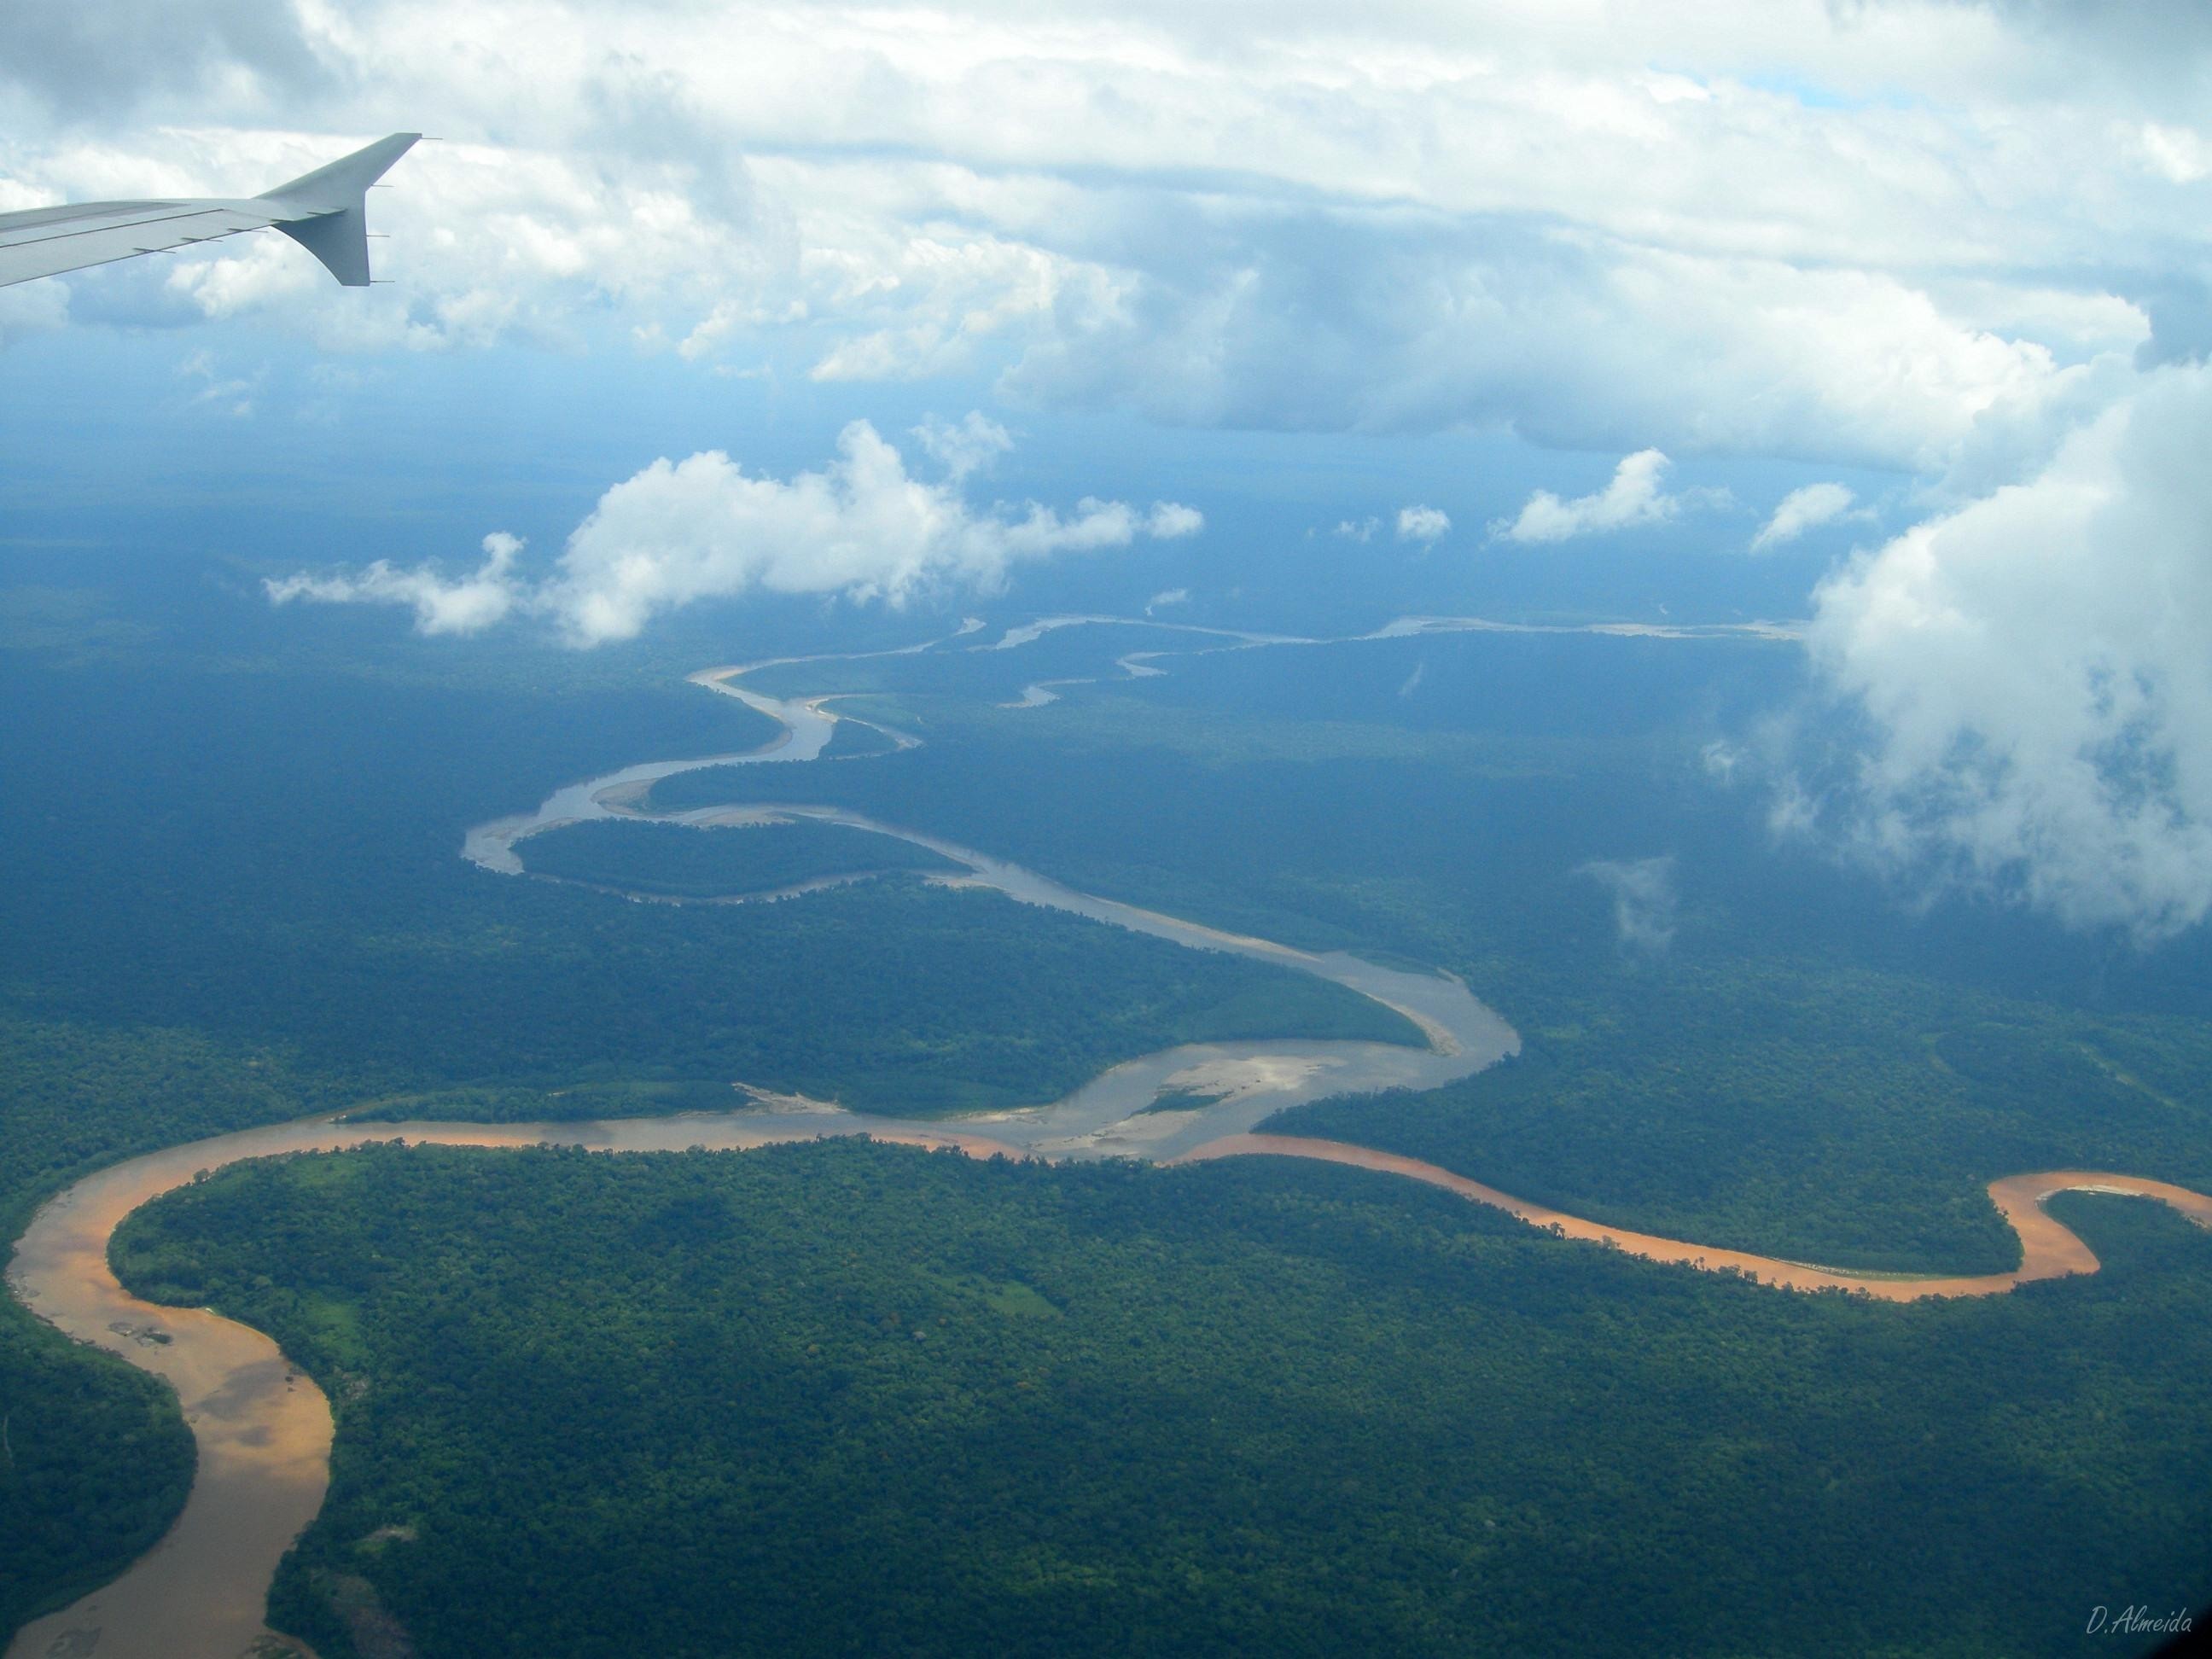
[4,0,2211,938]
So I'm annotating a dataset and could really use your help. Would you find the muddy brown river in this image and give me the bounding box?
[10,617,2210,1658]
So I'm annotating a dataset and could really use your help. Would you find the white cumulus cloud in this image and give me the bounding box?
[1752,482,1860,551]
[1494,450,1696,544]
[1396,505,1451,544]
[1145,502,1204,539]
[266,532,526,636]
[1796,361,2212,940]
[265,419,1202,646]
[911,410,1013,480]
[0,3,2184,480]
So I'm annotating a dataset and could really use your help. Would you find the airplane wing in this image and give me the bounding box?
[0,132,420,290]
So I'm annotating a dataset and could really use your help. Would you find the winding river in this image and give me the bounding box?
[9,615,2211,1659]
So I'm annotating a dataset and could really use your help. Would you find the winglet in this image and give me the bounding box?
[258,132,421,288]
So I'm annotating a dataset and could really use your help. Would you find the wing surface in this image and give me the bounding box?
[0,200,285,287]
[0,134,419,289]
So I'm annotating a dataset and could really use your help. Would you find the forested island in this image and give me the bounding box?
[518,817,962,899]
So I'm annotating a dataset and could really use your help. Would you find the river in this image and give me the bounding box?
[9,616,2209,1658]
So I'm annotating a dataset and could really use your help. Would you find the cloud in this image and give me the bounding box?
[1793,360,2212,940]
[1334,518,1379,543]
[0,3,2180,482]
[176,347,260,417]
[266,533,526,636]
[266,420,1203,645]
[0,0,325,115]
[1396,505,1451,544]
[1580,857,1679,957]
[1145,587,1189,613]
[9,130,797,356]
[1751,481,1861,550]
[912,411,1013,480]
[1145,502,1203,538]
[1000,209,2118,474]
[1494,450,1695,543]
[0,274,68,347]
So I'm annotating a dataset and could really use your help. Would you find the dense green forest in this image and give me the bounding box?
[518,817,962,899]
[0,585,1419,1634]
[0,564,849,1633]
[1278,967,2212,1277]
[114,1139,2212,1658]
[818,714,900,759]
[3,649,1406,1115]
[654,639,2212,1272]
[0,591,1441,1637]
[12,568,2212,1646]
[0,577,800,1634]
[0,1013,367,1634]
[318,872,1415,1117]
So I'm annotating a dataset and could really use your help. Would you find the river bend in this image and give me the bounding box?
[9,616,2209,1659]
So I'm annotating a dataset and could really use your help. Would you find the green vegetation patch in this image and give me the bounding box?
[819,717,901,760]
[18,594,2212,1648]
[0,1015,362,1639]
[112,1140,2212,1659]
[1284,968,2212,1278]
[310,876,1418,1121]
[646,656,2212,1277]
[519,818,961,899]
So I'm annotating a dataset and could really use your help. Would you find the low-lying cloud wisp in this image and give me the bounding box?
[1752,482,1863,551]
[1396,505,1451,545]
[266,532,526,636]
[1493,450,1716,544]
[266,417,1202,646]
[1580,856,1679,958]
[1790,360,2212,942]
[911,410,1013,482]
